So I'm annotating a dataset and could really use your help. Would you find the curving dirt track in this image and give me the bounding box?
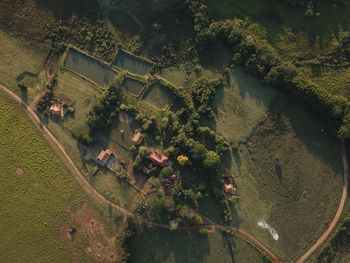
[296,138,349,263]
[0,83,287,262]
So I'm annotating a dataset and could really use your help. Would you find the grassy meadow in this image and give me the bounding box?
[0,93,122,262]
[0,30,47,94]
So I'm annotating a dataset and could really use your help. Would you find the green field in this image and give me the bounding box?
[55,70,98,138]
[213,67,276,142]
[129,228,268,263]
[0,30,47,95]
[229,94,343,261]
[0,94,121,262]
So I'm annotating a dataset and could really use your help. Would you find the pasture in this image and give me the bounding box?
[0,94,121,262]
[229,95,343,261]
[213,67,276,142]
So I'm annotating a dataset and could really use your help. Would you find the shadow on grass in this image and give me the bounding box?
[129,228,210,263]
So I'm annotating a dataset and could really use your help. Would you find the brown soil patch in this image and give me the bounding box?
[67,206,118,262]
[16,168,24,175]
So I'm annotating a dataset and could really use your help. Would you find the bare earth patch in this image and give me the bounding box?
[15,168,24,175]
[67,206,118,262]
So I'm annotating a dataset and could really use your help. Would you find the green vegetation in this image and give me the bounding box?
[47,15,116,61]
[0,94,119,262]
[191,76,223,117]
[317,215,350,262]
[55,70,98,141]
[0,29,47,92]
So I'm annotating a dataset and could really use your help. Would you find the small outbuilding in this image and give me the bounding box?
[131,130,143,145]
[97,149,113,166]
[149,150,168,167]
[224,183,237,195]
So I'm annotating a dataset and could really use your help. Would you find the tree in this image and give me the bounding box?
[177,155,189,166]
[203,151,221,170]
[191,142,207,162]
[160,166,174,179]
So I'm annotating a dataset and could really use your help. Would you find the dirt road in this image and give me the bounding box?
[0,83,281,262]
[296,138,349,263]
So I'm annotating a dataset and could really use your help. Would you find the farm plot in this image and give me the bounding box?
[114,49,154,75]
[0,94,120,263]
[129,228,268,263]
[64,48,117,86]
[229,95,343,262]
[142,81,173,110]
[122,77,145,96]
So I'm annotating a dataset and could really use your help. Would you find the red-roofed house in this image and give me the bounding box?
[224,183,237,195]
[50,103,63,118]
[131,130,143,145]
[149,150,168,167]
[97,149,113,166]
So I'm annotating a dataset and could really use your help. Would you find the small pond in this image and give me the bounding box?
[122,77,145,96]
[64,49,117,86]
[114,50,154,75]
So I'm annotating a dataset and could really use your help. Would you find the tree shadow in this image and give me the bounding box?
[129,228,211,263]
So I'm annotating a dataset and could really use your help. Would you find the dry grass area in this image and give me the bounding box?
[67,205,124,262]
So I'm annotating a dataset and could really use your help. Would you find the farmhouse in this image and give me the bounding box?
[49,103,63,117]
[131,130,143,145]
[49,103,74,119]
[224,183,237,195]
[96,149,113,166]
[149,150,168,167]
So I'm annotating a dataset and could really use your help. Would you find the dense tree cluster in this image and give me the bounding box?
[87,84,121,132]
[47,15,116,61]
[191,77,223,117]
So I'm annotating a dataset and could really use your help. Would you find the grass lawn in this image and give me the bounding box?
[88,169,142,210]
[55,70,98,138]
[0,29,48,94]
[129,228,268,263]
[207,0,349,60]
[212,67,276,142]
[0,93,120,262]
[230,95,343,262]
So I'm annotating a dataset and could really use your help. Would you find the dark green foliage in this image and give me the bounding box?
[47,15,116,61]
[87,84,120,132]
[191,77,223,117]
[160,166,174,179]
[203,150,221,171]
